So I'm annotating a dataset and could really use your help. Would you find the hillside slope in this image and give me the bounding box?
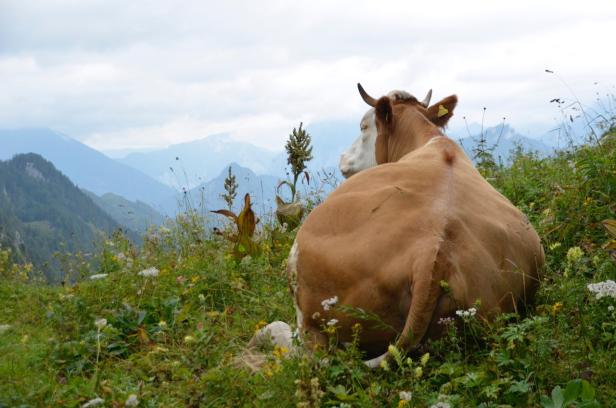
[0,153,134,281]
[83,190,166,234]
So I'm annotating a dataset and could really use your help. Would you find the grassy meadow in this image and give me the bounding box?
[1,127,615,407]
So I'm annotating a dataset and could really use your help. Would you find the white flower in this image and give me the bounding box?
[138,267,159,278]
[430,403,451,408]
[437,317,454,325]
[90,274,108,280]
[198,293,205,302]
[321,296,338,311]
[116,253,127,261]
[326,319,338,326]
[0,324,11,334]
[455,307,477,318]
[399,391,413,401]
[94,318,107,330]
[125,394,139,407]
[82,397,104,408]
[608,305,614,312]
[587,280,616,300]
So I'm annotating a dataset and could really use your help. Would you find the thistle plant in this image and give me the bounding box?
[221,166,238,210]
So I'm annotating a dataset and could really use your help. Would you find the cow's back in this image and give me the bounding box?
[294,137,543,353]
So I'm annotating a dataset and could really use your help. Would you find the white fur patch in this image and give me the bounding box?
[339,89,417,178]
[287,240,303,330]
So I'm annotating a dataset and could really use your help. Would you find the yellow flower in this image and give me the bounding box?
[548,242,561,251]
[552,302,563,314]
[184,335,196,344]
[254,320,267,331]
[566,246,583,263]
[273,345,289,359]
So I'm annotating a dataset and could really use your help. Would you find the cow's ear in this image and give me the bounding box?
[375,96,393,128]
[374,97,392,164]
[426,95,458,127]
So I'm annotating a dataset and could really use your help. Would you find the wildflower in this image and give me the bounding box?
[552,302,563,314]
[20,334,29,344]
[198,293,205,302]
[125,394,139,407]
[380,358,390,371]
[89,274,108,280]
[273,345,289,359]
[176,275,186,284]
[566,246,584,263]
[437,317,454,325]
[439,280,450,292]
[608,305,614,312]
[326,318,338,326]
[0,324,11,334]
[414,366,423,378]
[82,397,104,408]
[548,242,561,251]
[184,335,196,344]
[430,403,452,408]
[158,321,167,329]
[420,352,430,366]
[388,344,403,364]
[138,267,159,278]
[587,280,616,300]
[399,391,413,401]
[94,318,107,330]
[116,252,127,261]
[455,307,477,318]
[321,296,338,311]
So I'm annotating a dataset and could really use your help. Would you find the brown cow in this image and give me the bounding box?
[288,84,544,367]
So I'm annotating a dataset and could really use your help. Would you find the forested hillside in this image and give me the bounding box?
[83,190,165,234]
[0,153,134,282]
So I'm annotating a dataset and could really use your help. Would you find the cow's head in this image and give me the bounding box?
[358,83,457,164]
[339,88,432,178]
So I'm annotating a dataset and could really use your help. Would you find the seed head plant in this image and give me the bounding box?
[221,166,238,210]
[283,122,313,203]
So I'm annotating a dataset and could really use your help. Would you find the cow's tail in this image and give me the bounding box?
[364,247,444,368]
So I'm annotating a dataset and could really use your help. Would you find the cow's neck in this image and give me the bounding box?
[388,111,443,162]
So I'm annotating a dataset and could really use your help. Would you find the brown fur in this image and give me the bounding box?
[292,90,543,358]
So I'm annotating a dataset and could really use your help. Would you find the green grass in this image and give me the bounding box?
[0,131,615,407]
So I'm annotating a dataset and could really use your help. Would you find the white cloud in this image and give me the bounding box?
[0,0,614,151]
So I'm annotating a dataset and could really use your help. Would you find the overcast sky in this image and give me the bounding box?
[0,1,614,152]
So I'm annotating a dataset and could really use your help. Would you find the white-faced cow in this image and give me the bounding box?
[339,89,432,178]
[288,84,544,367]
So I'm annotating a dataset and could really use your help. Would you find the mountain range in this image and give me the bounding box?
[0,128,176,214]
[117,133,280,189]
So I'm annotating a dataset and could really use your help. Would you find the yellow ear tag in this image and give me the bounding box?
[437,104,449,118]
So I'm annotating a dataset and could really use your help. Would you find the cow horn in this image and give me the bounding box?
[357,83,377,107]
[421,89,433,107]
